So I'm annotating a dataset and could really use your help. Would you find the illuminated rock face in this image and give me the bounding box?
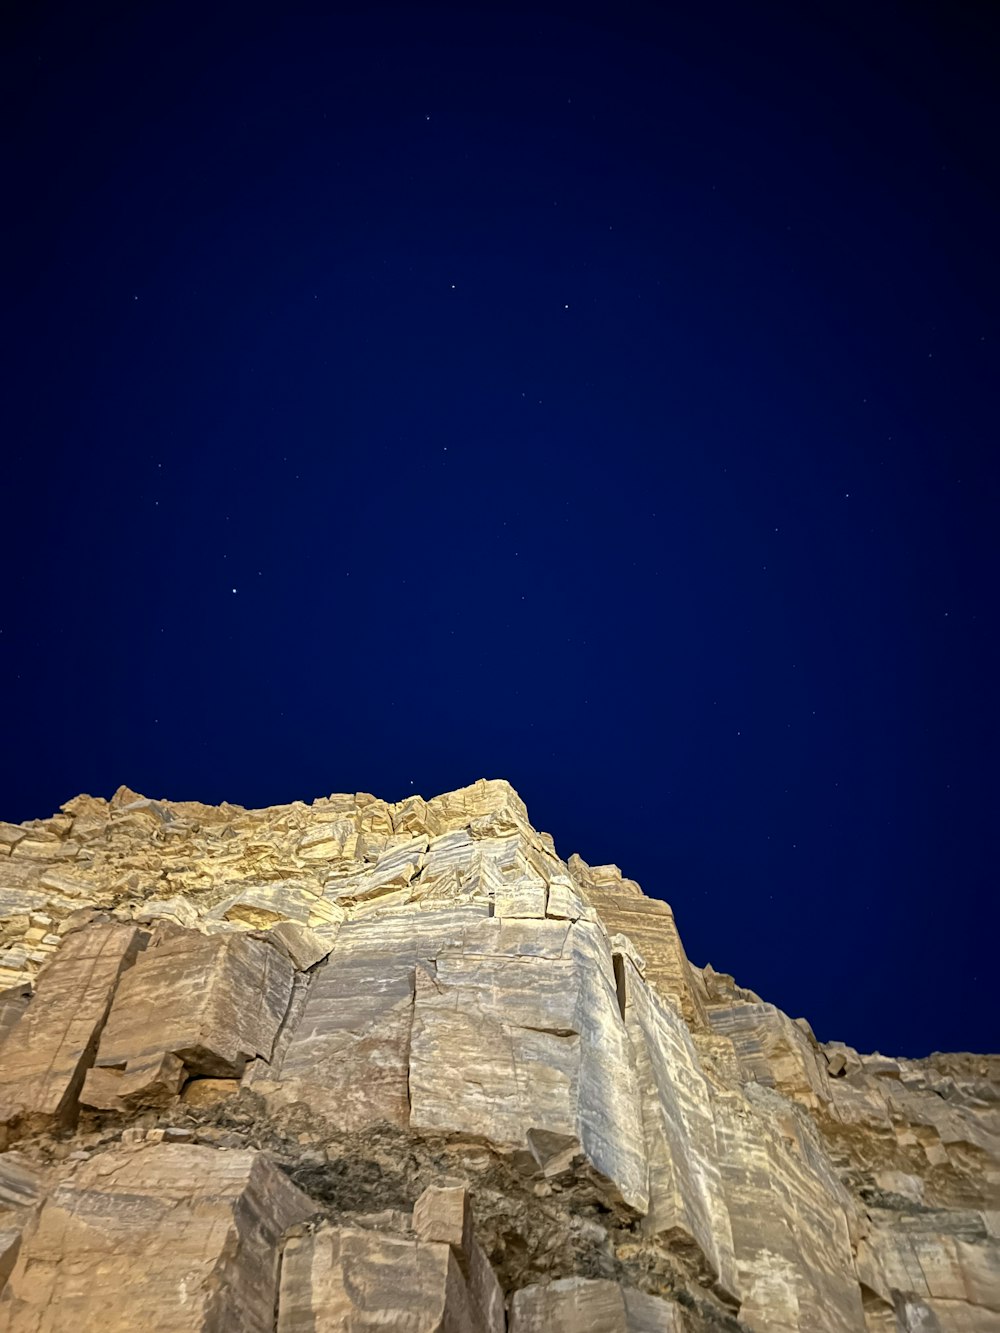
[0,778,997,1331]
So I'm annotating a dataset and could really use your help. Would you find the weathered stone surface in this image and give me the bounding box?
[0,982,31,1044]
[408,918,649,1212]
[706,1000,831,1109]
[0,1143,316,1330]
[857,1209,1000,1331]
[619,954,737,1300]
[93,928,295,1084]
[413,1183,474,1253]
[0,777,995,1333]
[180,1075,242,1106]
[510,1276,685,1331]
[409,1184,504,1330]
[79,1065,126,1112]
[714,1084,868,1332]
[258,905,488,1131]
[573,867,707,1028]
[277,1219,501,1332]
[0,923,142,1140]
[265,919,338,970]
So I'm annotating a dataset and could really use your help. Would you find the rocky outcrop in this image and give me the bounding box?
[0,778,997,1330]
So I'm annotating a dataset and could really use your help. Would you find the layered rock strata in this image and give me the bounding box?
[0,778,996,1331]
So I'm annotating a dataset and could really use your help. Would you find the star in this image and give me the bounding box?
[232,588,237,594]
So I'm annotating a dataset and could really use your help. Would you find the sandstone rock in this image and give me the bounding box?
[93,929,295,1085]
[413,1183,474,1254]
[0,1152,43,1213]
[0,778,995,1333]
[118,1049,186,1107]
[578,884,707,1028]
[278,1182,504,1333]
[0,982,31,1044]
[79,1066,127,1111]
[258,905,488,1131]
[180,1076,242,1106]
[510,1276,685,1330]
[713,1084,867,1332]
[265,919,338,969]
[408,918,649,1212]
[0,1144,315,1330]
[857,1209,1000,1330]
[618,953,737,1300]
[0,923,142,1141]
[277,1224,479,1331]
[707,999,831,1108]
[132,896,199,928]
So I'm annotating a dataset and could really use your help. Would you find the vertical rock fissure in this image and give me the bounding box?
[612,952,627,1023]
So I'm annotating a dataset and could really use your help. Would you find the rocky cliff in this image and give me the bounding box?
[0,778,996,1331]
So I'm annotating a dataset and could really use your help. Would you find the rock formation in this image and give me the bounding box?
[0,778,996,1330]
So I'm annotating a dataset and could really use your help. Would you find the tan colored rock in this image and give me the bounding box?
[0,1153,43,1295]
[0,778,996,1333]
[618,954,737,1300]
[259,905,488,1132]
[278,1226,463,1331]
[713,1084,867,1332]
[707,1000,831,1109]
[93,928,295,1085]
[180,1075,241,1106]
[0,923,142,1140]
[79,1065,126,1111]
[0,1151,44,1213]
[411,1185,505,1332]
[265,919,338,969]
[297,818,359,862]
[0,1143,315,1330]
[510,1276,685,1331]
[857,1210,1000,1330]
[577,882,707,1028]
[0,982,30,1044]
[408,918,649,1212]
[133,895,199,928]
[413,1183,474,1254]
[118,1049,186,1107]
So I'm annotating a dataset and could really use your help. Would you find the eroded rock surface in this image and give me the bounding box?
[0,777,996,1330]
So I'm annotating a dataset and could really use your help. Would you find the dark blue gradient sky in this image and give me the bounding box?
[3,2,997,1056]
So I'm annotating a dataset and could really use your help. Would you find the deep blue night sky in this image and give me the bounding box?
[3,3,997,1057]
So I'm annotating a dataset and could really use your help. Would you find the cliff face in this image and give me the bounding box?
[0,778,996,1332]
